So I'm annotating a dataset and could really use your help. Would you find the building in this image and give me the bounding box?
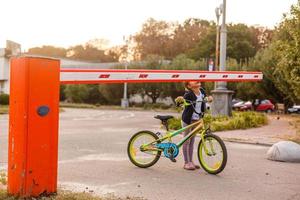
[0,48,10,94]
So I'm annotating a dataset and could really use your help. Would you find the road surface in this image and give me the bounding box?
[0,108,299,200]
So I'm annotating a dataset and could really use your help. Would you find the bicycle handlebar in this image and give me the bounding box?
[175,97,212,115]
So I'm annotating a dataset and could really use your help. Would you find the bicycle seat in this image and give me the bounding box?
[154,115,174,121]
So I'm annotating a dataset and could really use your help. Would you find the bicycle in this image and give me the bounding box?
[127,98,227,174]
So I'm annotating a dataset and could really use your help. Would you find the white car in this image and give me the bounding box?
[288,105,300,114]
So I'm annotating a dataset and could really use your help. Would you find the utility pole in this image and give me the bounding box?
[211,0,234,116]
[214,6,221,89]
[121,36,129,108]
[217,0,228,90]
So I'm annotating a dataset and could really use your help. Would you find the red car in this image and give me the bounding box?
[255,99,275,113]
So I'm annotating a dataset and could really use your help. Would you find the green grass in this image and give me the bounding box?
[0,105,9,114]
[0,189,145,200]
[168,111,268,132]
[60,103,97,109]
[0,171,7,185]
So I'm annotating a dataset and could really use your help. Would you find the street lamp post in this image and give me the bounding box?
[215,6,221,72]
[217,0,227,90]
[214,6,221,90]
[121,36,129,108]
[211,0,234,116]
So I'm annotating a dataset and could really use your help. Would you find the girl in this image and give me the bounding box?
[181,81,208,170]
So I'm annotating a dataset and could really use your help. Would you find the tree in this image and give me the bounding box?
[67,43,118,62]
[131,18,174,60]
[226,24,257,66]
[186,25,216,61]
[272,1,300,104]
[247,1,300,107]
[28,45,67,57]
[173,19,212,57]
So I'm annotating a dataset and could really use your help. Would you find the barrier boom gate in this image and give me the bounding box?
[60,69,262,84]
[8,57,262,197]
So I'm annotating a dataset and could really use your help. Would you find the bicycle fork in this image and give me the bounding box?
[201,132,216,156]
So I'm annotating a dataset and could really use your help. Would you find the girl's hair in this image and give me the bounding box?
[184,82,191,91]
[184,81,202,91]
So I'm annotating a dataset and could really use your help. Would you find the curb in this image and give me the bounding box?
[221,138,273,147]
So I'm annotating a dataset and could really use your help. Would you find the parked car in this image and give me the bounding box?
[288,105,300,114]
[232,101,245,110]
[255,99,275,113]
[233,101,252,111]
[232,98,243,106]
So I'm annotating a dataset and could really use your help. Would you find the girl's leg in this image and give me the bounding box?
[189,120,200,169]
[181,121,190,164]
[188,135,195,163]
[181,121,195,170]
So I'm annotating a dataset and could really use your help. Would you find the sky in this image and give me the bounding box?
[0,0,298,50]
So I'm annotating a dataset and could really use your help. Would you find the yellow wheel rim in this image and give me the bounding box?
[129,133,159,165]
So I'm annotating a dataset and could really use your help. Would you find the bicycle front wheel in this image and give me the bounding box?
[127,130,161,168]
[197,134,227,174]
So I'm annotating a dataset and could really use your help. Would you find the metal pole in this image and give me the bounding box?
[123,63,128,100]
[215,7,220,71]
[216,0,227,90]
[121,36,129,108]
[211,0,233,117]
[214,7,221,90]
[215,25,220,71]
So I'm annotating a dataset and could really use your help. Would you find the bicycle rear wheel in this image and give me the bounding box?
[197,134,227,174]
[127,130,161,168]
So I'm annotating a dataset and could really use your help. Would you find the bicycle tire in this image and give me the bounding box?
[127,130,161,168]
[197,134,227,174]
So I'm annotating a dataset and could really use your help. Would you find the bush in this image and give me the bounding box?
[0,94,9,105]
[168,111,268,131]
[64,85,89,103]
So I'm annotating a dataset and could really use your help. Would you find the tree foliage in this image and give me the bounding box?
[28,45,67,57]
[250,1,300,105]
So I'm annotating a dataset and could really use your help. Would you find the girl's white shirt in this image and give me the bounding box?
[191,91,204,120]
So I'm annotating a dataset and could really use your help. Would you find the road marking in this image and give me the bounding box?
[59,154,128,164]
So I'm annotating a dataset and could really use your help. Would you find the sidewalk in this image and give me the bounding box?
[216,115,297,146]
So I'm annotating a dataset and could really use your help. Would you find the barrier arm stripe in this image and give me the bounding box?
[60,69,263,84]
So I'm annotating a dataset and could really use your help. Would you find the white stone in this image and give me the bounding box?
[267,141,300,162]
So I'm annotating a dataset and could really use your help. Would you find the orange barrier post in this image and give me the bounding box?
[8,57,60,197]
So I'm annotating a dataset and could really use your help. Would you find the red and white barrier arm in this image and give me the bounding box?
[60,69,263,84]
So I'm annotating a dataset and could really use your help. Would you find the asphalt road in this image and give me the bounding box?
[0,108,299,200]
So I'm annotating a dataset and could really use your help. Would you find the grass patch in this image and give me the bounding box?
[169,111,268,132]
[0,189,145,200]
[0,171,7,186]
[0,105,9,114]
[60,103,97,109]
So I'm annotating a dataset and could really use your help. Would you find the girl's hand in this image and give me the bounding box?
[175,96,185,106]
[206,96,213,103]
